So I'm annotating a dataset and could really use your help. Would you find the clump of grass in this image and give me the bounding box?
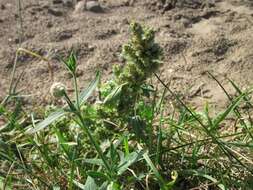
[0,22,253,190]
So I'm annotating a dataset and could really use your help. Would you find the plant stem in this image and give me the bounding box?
[17,0,24,44]
[63,92,112,176]
[73,74,80,110]
[71,74,111,175]
[9,0,24,95]
[76,113,112,176]
[9,51,19,95]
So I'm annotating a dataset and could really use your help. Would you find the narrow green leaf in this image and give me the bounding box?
[82,158,105,167]
[204,102,213,128]
[73,177,98,190]
[117,150,144,175]
[73,180,86,190]
[87,171,109,181]
[142,149,166,187]
[228,79,253,108]
[55,129,70,158]
[103,83,127,105]
[110,142,118,168]
[186,170,226,190]
[123,135,129,156]
[83,177,98,190]
[213,92,247,128]
[129,116,148,144]
[26,109,66,134]
[58,51,77,74]
[107,182,120,190]
[99,182,109,190]
[53,186,61,190]
[0,104,6,115]
[0,177,12,190]
[79,71,100,105]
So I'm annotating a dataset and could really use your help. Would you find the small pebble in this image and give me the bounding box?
[56,31,73,41]
[46,21,53,28]
[42,4,50,9]
[62,0,74,7]
[173,14,182,20]
[48,8,63,16]
[14,38,20,44]
[181,18,191,28]
[86,1,103,13]
[1,4,5,10]
[52,0,62,4]
[163,3,173,11]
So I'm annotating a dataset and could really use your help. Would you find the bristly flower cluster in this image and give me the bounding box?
[114,22,163,86]
[102,22,163,116]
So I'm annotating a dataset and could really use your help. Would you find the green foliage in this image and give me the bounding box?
[0,22,253,190]
[102,22,163,116]
[60,50,77,74]
[114,22,163,85]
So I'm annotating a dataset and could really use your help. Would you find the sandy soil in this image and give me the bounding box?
[0,0,253,111]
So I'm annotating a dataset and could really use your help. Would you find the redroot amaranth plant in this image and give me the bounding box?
[102,22,163,116]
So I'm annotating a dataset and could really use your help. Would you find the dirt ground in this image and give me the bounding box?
[0,0,253,111]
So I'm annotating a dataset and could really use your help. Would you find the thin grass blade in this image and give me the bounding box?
[213,92,248,128]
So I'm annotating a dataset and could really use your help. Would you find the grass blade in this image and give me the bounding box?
[228,78,253,108]
[213,92,248,128]
[139,145,166,188]
[185,170,226,190]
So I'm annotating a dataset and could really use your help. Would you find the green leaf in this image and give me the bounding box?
[142,150,166,187]
[107,182,120,190]
[185,170,226,190]
[110,143,118,169]
[74,177,98,190]
[0,104,6,116]
[103,83,127,105]
[213,92,247,128]
[204,102,213,129]
[123,135,129,156]
[139,145,177,190]
[55,129,71,158]
[84,177,99,190]
[129,116,148,143]
[26,109,66,134]
[82,158,105,167]
[59,51,77,74]
[228,79,253,108]
[0,176,12,190]
[53,186,61,190]
[99,182,109,190]
[87,171,109,181]
[79,71,101,105]
[117,150,144,175]
[67,51,77,73]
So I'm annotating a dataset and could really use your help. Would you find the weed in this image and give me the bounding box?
[0,22,253,190]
